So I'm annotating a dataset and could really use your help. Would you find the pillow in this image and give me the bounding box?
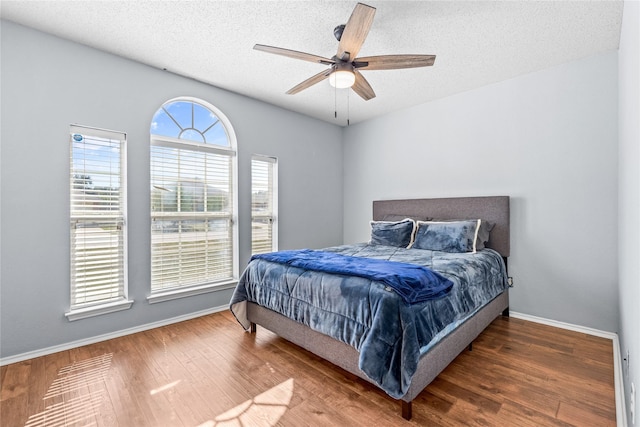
[370,219,415,248]
[411,219,481,253]
[430,218,495,250]
[475,220,495,250]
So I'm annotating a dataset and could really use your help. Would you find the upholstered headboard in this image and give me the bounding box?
[372,196,510,257]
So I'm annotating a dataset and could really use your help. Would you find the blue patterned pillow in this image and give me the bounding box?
[430,218,495,250]
[411,220,481,253]
[370,219,415,248]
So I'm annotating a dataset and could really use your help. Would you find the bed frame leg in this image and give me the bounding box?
[502,307,510,317]
[401,400,412,420]
[250,322,256,333]
[468,342,473,351]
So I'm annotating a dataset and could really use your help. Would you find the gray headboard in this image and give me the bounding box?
[372,196,510,257]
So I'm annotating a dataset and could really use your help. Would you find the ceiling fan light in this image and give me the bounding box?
[329,70,356,88]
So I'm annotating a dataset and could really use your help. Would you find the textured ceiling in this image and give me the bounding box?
[0,1,624,126]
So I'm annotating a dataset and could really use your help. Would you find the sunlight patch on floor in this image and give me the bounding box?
[198,378,294,427]
[150,379,182,395]
[24,353,112,427]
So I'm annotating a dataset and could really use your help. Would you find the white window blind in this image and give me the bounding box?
[69,125,128,311]
[251,155,277,255]
[150,98,238,297]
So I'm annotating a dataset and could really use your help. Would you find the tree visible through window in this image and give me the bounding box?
[150,98,238,299]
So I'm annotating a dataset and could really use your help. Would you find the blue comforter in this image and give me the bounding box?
[251,249,453,304]
[230,243,507,399]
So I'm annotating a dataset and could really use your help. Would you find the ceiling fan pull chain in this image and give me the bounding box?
[347,88,350,126]
[334,81,338,119]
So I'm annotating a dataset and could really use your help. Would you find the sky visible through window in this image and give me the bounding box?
[151,100,229,146]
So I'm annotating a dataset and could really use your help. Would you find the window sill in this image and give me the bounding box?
[147,280,237,304]
[65,299,134,321]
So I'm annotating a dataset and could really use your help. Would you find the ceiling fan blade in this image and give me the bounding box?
[254,44,335,65]
[355,54,436,70]
[337,3,376,61]
[286,69,333,95]
[351,70,376,101]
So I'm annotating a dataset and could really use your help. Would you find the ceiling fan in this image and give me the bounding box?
[254,2,436,101]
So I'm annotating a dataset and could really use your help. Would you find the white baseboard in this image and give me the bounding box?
[510,311,617,339]
[612,334,629,427]
[0,304,229,367]
[510,311,627,427]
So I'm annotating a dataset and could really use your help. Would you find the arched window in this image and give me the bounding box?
[149,97,238,301]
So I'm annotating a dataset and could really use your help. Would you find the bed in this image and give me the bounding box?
[230,196,510,420]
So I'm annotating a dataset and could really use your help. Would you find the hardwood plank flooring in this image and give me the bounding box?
[1,312,616,426]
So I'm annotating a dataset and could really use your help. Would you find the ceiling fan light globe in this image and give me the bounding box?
[329,70,356,88]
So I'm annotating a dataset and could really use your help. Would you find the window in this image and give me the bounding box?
[67,125,132,321]
[251,155,278,254]
[149,97,238,302]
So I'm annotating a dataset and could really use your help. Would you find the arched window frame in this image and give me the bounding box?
[148,97,238,303]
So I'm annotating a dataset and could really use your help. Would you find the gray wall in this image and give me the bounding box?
[0,21,343,359]
[342,51,620,333]
[618,1,639,423]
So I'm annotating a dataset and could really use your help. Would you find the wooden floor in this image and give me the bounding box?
[1,311,616,426]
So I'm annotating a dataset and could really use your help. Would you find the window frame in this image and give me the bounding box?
[66,124,133,321]
[251,154,278,255]
[148,97,239,304]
